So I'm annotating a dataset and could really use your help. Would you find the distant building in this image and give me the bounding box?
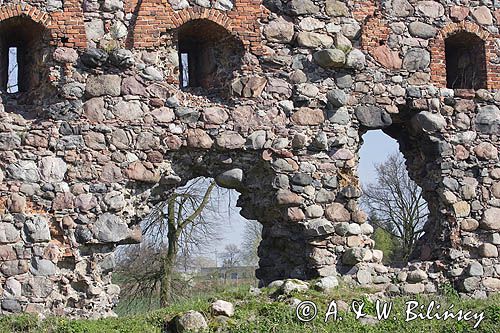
[198,265,257,283]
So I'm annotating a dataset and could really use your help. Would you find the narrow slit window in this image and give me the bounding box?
[181,52,189,88]
[7,46,18,93]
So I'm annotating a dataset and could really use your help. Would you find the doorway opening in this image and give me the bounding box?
[359,130,428,265]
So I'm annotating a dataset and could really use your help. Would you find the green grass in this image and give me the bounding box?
[1,283,499,332]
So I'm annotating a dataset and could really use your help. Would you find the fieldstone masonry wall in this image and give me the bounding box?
[0,0,499,317]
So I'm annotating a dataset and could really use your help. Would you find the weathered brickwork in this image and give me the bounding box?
[0,0,499,318]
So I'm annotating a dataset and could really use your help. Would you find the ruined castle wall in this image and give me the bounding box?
[0,0,498,317]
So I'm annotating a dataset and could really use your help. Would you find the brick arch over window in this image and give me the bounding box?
[170,8,234,33]
[430,22,500,90]
[128,0,263,54]
[0,2,86,48]
[0,4,52,28]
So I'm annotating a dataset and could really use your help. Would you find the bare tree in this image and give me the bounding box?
[221,244,241,268]
[241,220,262,266]
[116,178,224,307]
[361,153,427,263]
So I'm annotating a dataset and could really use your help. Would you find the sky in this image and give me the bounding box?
[208,130,400,265]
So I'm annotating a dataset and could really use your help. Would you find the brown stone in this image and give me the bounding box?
[62,216,76,229]
[164,135,182,150]
[100,162,123,183]
[291,108,325,126]
[351,210,367,224]
[371,45,402,69]
[84,132,106,150]
[186,129,213,149]
[147,151,163,163]
[479,243,498,258]
[460,219,479,231]
[287,207,305,222]
[215,132,245,150]
[453,201,470,218]
[124,161,160,183]
[276,190,304,205]
[472,6,493,25]
[25,133,50,148]
[455,145,469,160]
[454,99,475,112]
[53,47,79,63]
[241,76,267,97]
[407,72,430,85]
[495,9,500,24]
[75,193,98,212]
[347,235,363,247]
[8,193,26,213]
[203,107,229,124]
[121,76,147,96]
[151,107,175,123]
[0,245,16,260]
[483,277,500,290]
[491,182,500,199]
[52,192,75,211]
[474,142,498,160]
[325,203,350,222]
[450,6,469,21]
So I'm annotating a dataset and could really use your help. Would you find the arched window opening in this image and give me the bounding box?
[445,32,487,89]
[0,17,47,94]
[177,19,243,97]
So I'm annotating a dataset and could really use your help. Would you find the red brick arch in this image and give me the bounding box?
[129,0,263,54]
[170,7,234,31]
[0,3,52,27]
[0,1,87,48]
[429,21,499,89]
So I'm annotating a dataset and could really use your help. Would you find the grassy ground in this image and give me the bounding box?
[0,283,499,333]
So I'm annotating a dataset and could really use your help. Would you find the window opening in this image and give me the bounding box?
[7,46,18,93]
[0,17,46,95]
[445,32,487,89]
[180,52,189,88]
[177,19,243,96]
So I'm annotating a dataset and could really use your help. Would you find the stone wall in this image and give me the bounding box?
[0,0,499,317]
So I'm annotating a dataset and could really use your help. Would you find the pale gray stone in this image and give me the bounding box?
[94,213,130,243]
[216,169,244,189]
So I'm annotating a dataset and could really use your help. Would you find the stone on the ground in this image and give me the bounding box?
[280,279,309,294]
[174,310,208,333]
[211,300,234,317]
[315,276,339,291]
